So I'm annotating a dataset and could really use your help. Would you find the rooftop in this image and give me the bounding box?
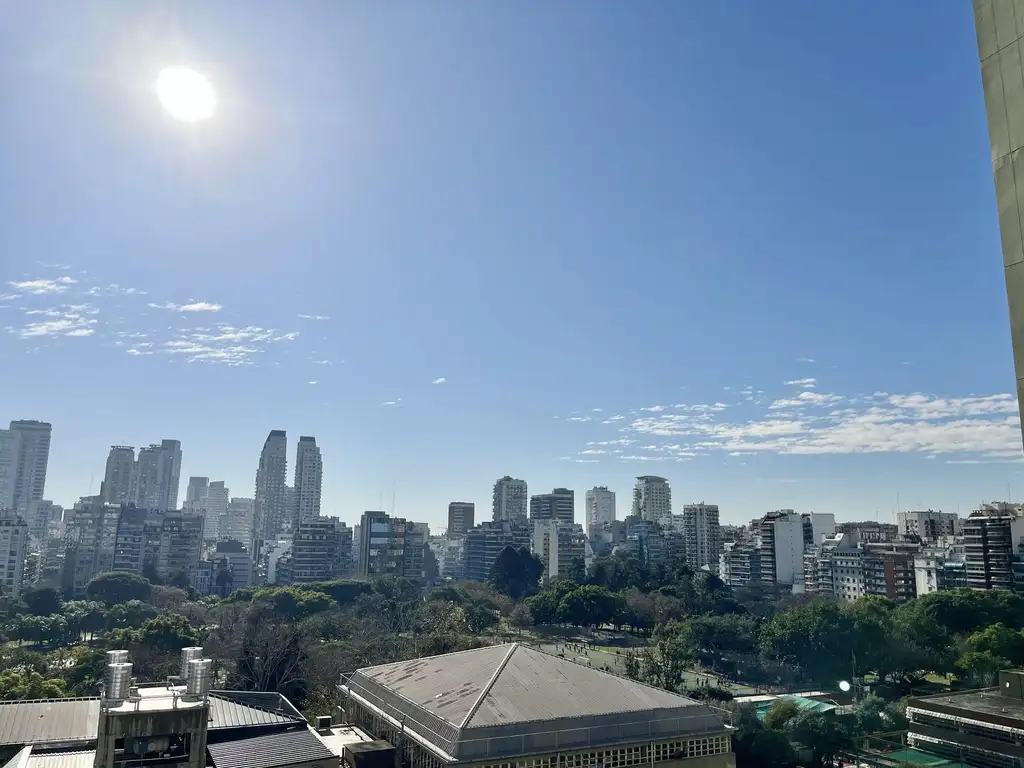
[910,688,1024,728]
[344,643,729,763]
[0,691,306,748]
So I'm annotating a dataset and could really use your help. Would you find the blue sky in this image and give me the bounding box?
[1,1,1019,529]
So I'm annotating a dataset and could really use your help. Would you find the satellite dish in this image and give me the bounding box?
[839,680,852,692]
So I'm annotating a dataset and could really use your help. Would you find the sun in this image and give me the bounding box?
[157,67,216,122]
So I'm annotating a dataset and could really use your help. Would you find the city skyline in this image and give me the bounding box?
[2,3,1022,527]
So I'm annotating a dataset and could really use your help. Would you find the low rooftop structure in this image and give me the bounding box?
[341,642,734,768]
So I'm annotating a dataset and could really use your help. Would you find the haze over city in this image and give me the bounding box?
[1,2,1019,528]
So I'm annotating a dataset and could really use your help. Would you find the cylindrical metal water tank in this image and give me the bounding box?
[186,659,213,696]
[105,662,133,701]
[106,649,129,666]
[180,647,204,679]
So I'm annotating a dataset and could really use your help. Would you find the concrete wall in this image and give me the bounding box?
[975,0,1024,441]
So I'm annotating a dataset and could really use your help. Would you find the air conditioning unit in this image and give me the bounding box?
[316,715,332,731]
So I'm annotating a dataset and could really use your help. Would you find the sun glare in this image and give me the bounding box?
[157,67,216,122]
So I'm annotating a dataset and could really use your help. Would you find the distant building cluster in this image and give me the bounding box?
[2,415,1023,604]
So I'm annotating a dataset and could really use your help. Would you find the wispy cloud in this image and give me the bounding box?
[798,357,816,363]
[298,314,330,321]
[13,304,98,338]
[381,398,402,407]
[432,377,446,385]
[86,284,146,297]
[155,325,299,365]
[311,359,332,365]
[7,277,76,295]
[562,390,1023,463]
[148,301,222,313]
[785,378,817,389]
[308,381,318,385]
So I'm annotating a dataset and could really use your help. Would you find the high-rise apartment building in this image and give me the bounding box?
[682,502,721,573]
[222,497,255,543]
[0,507,29,598]
[758,510,806,589]
[632,476,671,522]
[963,502,1024,590]
[101,447,136,506]
[292,436,322,527]
[585,487,616,528]
[446,502,475,537]
[209,539,253,595]
[974,3,1024,437]
[529,488,575,524]
[357,510,407,578]
[8,420,52,516]
[0,429,17,511]
[205,481,229,538]
[253,430,288,544]
[185,477,210,505]
[492,476,528,524]
[133,440,182,511]
[286,516,344,584]
[63,497,122,596]
[897,510,961,543]
[532,520,586,581]
[463,521,532,582]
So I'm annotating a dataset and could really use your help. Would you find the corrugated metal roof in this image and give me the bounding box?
[0,692,303,748]
[25,751,96,768]
[0,700,99,747]
[208,728,336,768]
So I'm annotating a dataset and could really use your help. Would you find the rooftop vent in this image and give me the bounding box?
[185,658,213,696]
[180,647,204,679]
[316,715,332,732]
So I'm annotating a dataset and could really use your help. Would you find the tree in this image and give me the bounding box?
[787,712,853,768]
[86,572,152,606]
[214,561,234,598]
[233,617,309,703]
[168,571,190,589]
[423,547,440,584]
[488,547,542,600]
[558,586,620,629]
[763,699,802,731]
[760,601,857,684]
[20,587,61,617]
[730,704,796,768]
[0,669,66,701]
[105,600,159,631]
[566,556,586,585]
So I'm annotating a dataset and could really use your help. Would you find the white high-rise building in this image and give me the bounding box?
[0,507,29,598]
[133,439,182,511]
[293,436,323,527]
[254,430,288,542]
[101,446,136,506]
[532,520,587,580]
[632,476,671,522]
[682,502,721,572]
[206,481,230,538]
[585,487,616,528]
[222,497,255,543]
[8,420,51,517]
[492,476,528,524]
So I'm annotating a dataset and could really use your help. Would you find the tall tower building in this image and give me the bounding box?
[492,476,528,524]
[253,430,288,542]
[292,436,323,527]
[585,487,616,528]
[133,440,182,511]
[0,506,29,598]
[205,481,230,538]
[185,477,210,506]
[974,2,1024,438]
[632,476,671,522]
[102,446,136,506]
[9,420,52,516]
[529,488,575,524]
[447,502,475,537]
[682,502,721,573]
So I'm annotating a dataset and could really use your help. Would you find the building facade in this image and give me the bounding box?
[492,476,528,524]
[532,520,586,580]
[6,420,51,518]
[632,476,671,522]
[897,510,961,543]
[681,503,721,573]
[585,487,616,528]
[963,502,1024,590]
[101,446,137,506]
[463,521,532,582]
[292,436,322,528]
[0,507,29,598]
[529,488,575,525]
[253,430,288,545]
[446,502,475,537]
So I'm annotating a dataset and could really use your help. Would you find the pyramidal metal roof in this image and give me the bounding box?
[345,643,729,763]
